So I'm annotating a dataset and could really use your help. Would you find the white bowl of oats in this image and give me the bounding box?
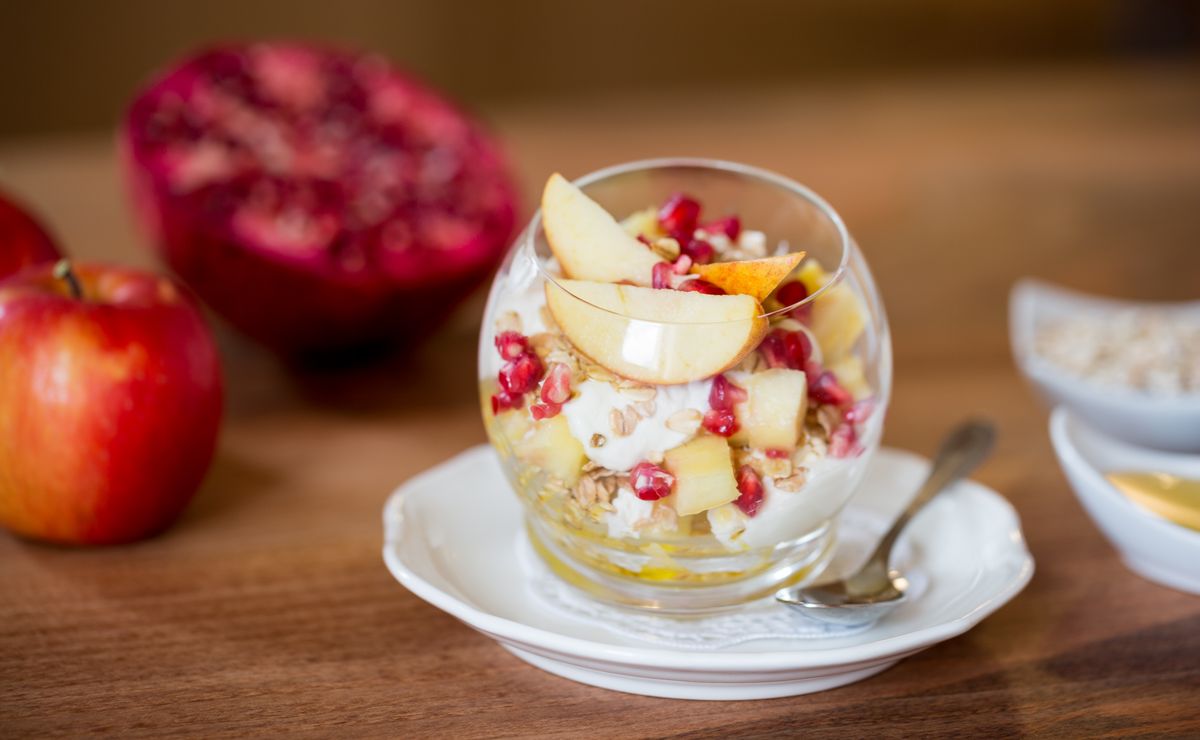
[1011,278,1200,453]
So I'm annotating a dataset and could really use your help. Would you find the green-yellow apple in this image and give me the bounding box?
[0,261,223,545]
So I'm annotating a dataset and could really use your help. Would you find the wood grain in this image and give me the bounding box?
[2,63,1199,738]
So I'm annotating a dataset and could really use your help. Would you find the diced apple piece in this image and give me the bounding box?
[828,355,871,400]
[514,414,586,486]
[544,279,768,385]
[690,252,805,301]
[542,173,663,285]
[742,368,808,451]
[795,260,828,294]
[810,282,866,361]
[619,207,662,240]
[663,435,739,516]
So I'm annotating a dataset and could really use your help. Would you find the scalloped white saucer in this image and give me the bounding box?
[382,445,1033,700]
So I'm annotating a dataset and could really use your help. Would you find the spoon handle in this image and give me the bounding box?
[863,420,996,573]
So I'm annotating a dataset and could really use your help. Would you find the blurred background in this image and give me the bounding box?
[2,0,1198,139]
[1,0,1198,426]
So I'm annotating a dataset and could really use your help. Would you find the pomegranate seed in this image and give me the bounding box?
[651,261,674,290]
[809,370,852,407]
[775,280,812,322]
[844,399,875,425]
[498,352,543,395]
[681,239,715,265]
[631,461,674,501]
[494,331,530,360]
[672,254,694,274]
[765,448,790,459]
[530,402,562,420]
[540,362,572,404]
[830,424,862,458]
[708,373,747,411]
[678,278,725,295]
[701,216,741,241]
[702,408,738,437]
[734,465,765,516]
[636,234,653,246]
[758,329,812,370]
[658,193,700,240]
[490,390,524,414]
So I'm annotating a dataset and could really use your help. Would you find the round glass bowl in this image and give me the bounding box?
[479,159,892,612]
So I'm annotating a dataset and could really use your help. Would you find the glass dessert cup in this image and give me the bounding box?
[479,159,892,613]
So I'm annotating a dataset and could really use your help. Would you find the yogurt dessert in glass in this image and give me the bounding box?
[479,159,891,611]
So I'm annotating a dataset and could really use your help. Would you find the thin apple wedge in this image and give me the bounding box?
[545,279,768,385]
[690,252,805,301]
[541,173,663,285]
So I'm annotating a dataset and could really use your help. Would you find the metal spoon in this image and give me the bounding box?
[776,420,997,627]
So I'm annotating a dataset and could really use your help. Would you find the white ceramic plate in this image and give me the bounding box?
[1049,407,1200,594]
[1010,278,1200,452]
[382,445,1034,700]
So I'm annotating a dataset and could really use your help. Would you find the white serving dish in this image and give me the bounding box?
[382,445,1034,700]
[1049,406,1200,594]
[1010,278,1200,453]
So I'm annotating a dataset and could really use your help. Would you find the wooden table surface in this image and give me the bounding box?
[2,63,1199,738]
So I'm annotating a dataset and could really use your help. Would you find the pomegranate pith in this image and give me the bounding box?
[121,42,517,355]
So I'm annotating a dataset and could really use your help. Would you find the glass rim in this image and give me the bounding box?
[522,157,853,325]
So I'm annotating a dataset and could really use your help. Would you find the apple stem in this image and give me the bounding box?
[53,259,84,300]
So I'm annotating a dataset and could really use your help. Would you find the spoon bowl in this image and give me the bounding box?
[777,420,997,626]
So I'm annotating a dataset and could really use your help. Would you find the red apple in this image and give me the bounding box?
[0,189,60,281]
[0,261,223,545]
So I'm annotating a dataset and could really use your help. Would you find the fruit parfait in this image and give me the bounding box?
[480,160,891,611]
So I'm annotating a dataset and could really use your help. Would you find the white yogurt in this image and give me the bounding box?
[562,378,711,471]
[605,485,656,539]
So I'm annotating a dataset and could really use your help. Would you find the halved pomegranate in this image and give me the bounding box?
[121,43,518,355]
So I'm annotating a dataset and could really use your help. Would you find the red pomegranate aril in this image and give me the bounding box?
[498,352,543,395]
[636,234,653,246]
[530,402,562,420]
[775,280,812,321]
[701,216,741,241]
[491,390,524,415]
[809,370,852,407]
[708,373,747,411]
[678,278,725,295]
[651,261,674,290]
[702,408,739,437]
[829,423,862,458]
[758,328,811,370]
[765,448,790,459]
[844,399,876,425]
[494,330,529,360]
[631,461,674,501]
[734,465,765,517]
[540,362,572,405]
[681,239,715,265]
[657,193,700,240]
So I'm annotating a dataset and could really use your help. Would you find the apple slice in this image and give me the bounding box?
[542,173,663,285]
[544,279,768,385]
[664,435,739,516]
[690,252,805,301]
